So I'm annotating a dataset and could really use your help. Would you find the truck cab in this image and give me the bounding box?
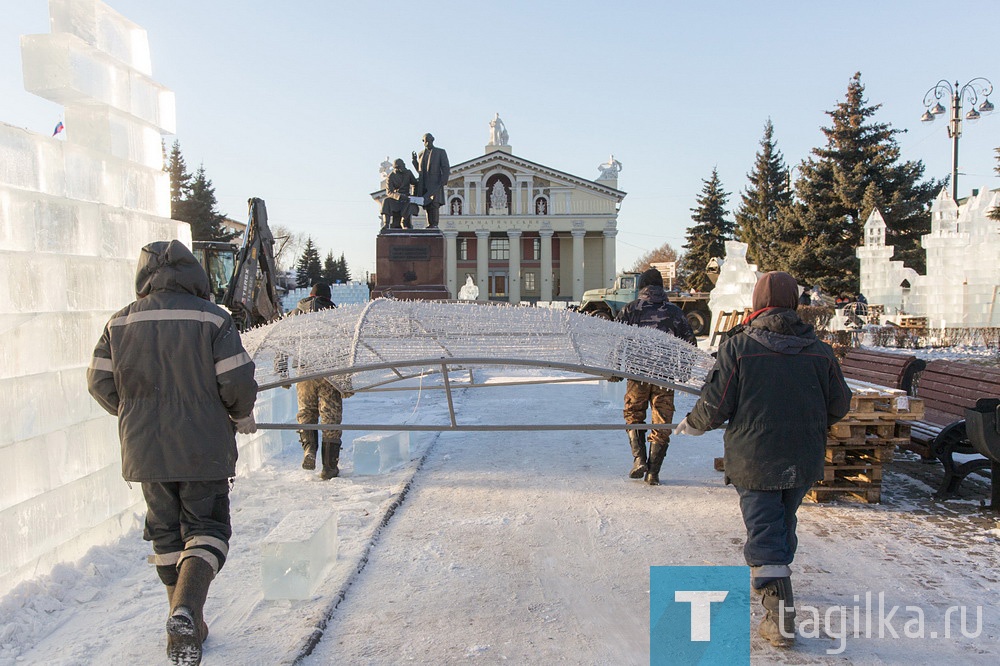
[577,271,713,336]
[191,241,238,304]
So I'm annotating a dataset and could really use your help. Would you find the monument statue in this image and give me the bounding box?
[458,275,480,300]
[378,155,393,184]
[381,158,419,230]
[488,113,509,146]
[411,133,450,229]
[597,154,623,180]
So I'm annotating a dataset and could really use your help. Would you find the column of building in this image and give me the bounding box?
[442,229,458,297]
[571,227,586,301]
[539,228,554,301]
[602,228,617,289]
[475,229,490,301]
[507,229,521,303]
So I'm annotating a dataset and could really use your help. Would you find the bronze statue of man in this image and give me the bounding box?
[411,133,450,229]
[381,158,419,229]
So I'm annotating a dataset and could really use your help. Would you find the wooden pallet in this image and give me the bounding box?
[807,483,882,504]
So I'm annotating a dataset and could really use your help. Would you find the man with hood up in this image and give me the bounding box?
[87,240,258,665]
[673,271,851,648]
[614,267,698,485]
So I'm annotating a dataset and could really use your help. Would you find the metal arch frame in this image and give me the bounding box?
[256,356,704,433]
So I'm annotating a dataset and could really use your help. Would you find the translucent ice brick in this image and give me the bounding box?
[261,510,339,600]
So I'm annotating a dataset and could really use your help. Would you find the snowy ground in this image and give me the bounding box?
[3,364,1000,665]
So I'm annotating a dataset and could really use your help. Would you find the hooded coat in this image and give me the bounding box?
[87,240,258,482]
[685,308,851,490]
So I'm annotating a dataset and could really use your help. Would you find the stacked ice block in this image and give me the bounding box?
[706,240,760,341]
[0,0,293,596]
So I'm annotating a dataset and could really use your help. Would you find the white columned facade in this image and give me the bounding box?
[539,228,554,301]
[442,228,458,298]
[507,229,522,304]
[571,227,586,302]
[476,229,490,300]
[602,228,617,288]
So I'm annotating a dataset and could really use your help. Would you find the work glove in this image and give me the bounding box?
[607,376,623,383]
[233,414,257,435]
[673,416,705,437]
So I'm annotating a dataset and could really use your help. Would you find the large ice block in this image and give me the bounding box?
[21,33,176,132]
[49,0,153,75]
[352,432,410,475]
[64,106,163,169]
[261,510,339,601]
[598,378,626,405]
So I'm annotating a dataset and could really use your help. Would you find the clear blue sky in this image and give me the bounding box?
[3,0,999,280]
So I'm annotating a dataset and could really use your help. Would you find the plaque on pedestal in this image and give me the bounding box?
[372,230,450,300]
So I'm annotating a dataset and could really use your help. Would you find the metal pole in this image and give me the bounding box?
[951,85,961,202]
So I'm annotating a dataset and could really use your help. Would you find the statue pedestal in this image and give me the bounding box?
[372,230,450,300]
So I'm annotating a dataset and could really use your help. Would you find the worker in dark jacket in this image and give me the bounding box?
[614,268,698,485]
[87,240,258,665]
[673,271,851,648]
[288,282,344,479]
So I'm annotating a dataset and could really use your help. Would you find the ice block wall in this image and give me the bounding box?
[0,0,292,596]
[859,187,1000,327]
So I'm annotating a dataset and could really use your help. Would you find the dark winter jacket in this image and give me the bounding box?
[614,285,698,346]
[289,295,336,315]
[87,240,258,482]
[685,309,851,490]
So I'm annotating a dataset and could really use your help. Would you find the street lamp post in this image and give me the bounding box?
[921,78,994,202]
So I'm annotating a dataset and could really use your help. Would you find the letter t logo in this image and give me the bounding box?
[675,591,729,641]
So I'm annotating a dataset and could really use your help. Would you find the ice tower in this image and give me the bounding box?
[0,0,292,595]
[856,209,919,315]
[706,240,761,338]
[857,188,1000,327]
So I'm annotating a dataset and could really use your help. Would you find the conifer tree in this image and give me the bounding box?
[778,73,940,296]
[186,165,234,241]
[336,253,351,282]
[683,168,733,292]
[734,119,792,271]
[166,140,193,221]
[322,251,338,283]
[296,237,323,287]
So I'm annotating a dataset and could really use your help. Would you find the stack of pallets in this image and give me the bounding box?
[807,386,925,503]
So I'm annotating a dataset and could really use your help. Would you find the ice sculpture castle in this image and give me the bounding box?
[857,187,1000,327]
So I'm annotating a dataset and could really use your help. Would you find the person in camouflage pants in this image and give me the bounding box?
[288,283,345,479]
[614,268,698,485]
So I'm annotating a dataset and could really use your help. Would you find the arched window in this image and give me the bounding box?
[449,197,463,215]
[485,174,512,215]
[534,196,548,215]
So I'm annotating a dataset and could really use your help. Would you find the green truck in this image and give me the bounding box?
[577,272,713,336]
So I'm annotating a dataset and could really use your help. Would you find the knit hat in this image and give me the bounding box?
[751,271,799,311]
[311,282,332,299]
[639,268,663,288]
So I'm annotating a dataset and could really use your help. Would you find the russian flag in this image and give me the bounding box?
[52,121,64,136]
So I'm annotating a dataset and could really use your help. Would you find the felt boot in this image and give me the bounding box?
[758,577,795,648]
[167,558,214,665]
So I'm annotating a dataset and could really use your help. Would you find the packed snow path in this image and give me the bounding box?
[4,372,999,664]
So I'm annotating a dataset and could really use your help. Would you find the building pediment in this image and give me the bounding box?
[448,150,625,201]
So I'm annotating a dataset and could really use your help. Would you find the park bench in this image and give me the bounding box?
[898,359,1000,499]
[840,348,925,395]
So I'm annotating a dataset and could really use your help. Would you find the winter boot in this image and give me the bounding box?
[319,439,342,480]
[645,440,669,485]
[300,431,318,470]
[628,429,647,479]
[167,557,214,665]
[166,585,208,644]
[301,445,317,470]
[758,577,796,648]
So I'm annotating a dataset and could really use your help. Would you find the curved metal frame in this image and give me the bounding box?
[257,356,704,433]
